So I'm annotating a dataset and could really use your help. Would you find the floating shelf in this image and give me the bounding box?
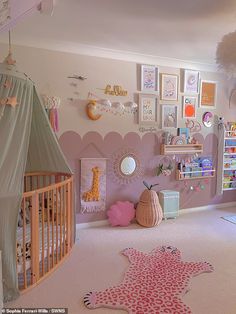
[161,144,203,155]
[176,169,215,181]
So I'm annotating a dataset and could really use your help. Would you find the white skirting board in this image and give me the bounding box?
[76,201,236,237]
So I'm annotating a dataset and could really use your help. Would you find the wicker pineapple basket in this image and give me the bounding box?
[136,189,163,227]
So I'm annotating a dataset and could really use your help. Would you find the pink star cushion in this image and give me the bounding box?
[107,201,135,226]
[84,245,214,314]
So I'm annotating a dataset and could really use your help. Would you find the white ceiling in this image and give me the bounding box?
[0,0,236,65]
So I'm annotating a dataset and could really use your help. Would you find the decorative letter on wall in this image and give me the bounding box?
[80,158,106,213]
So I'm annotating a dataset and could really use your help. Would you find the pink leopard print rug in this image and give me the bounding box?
[84,246,213,314]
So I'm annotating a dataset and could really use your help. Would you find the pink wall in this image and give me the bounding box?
[59,131,236,224]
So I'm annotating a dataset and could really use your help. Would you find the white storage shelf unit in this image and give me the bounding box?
[222,130,236,191]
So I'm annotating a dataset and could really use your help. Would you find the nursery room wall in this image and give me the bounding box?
[1,43,236,224]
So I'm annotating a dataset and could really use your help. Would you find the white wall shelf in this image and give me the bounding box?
[176,169,215,181]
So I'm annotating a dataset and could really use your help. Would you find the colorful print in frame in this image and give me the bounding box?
[200,80,217,108]
[183,69,200,94]
[161,74,178,101]
[141,64,158,92]
[139,94,157,125]
[161,104,178,129]
[183,96,197,118]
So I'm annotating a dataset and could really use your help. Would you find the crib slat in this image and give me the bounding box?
[41,192,45,277]
[22,197,27,289]
[31,193,39,284]
[66,182,71,251]
[59,187,63,260]
[47,190,50,271]
[55,187,59,263]
[51,189,55,268]
[63,185,66,257]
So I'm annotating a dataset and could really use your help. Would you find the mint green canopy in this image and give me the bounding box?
[0,62,72,302]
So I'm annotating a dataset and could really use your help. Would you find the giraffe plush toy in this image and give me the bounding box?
[84,245,214,313]
[82,166,101,202]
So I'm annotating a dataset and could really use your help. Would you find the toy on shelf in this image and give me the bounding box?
[176,156,215,180]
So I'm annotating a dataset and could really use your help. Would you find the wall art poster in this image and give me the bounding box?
[161,74,178,101]
[139,94,157,125]
[183,96,197,118]
[141,64,158,92]
[184,69,200,94]
[80,158,106,213]
[200,80,217,108]
[161,104,178,129]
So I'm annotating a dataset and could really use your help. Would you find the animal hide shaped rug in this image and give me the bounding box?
[84,245,213,314]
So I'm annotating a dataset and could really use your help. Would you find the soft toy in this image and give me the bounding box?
[107,201,135,226]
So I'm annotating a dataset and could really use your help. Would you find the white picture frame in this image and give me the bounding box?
[141,64,158,92]
[183,69,200,94]
[139,94,157,125]
[161,73,178,101]
[161,104,178,129]
[182,96,197,119]
[199,80,217,109]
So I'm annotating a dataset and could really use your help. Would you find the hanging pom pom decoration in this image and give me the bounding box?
[42,95,61,132]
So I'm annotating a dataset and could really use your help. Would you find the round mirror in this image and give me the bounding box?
[120,156,136,176]
[110,148,143,184]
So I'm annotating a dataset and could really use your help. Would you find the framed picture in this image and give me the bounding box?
[183,96,197,118]
[161,104,178,129]
[139,94,157,125]
[183,69,200,94]
[141,64,158,92]
[178,127,190,143]
[161,74,178,101]
[200,80,217,108]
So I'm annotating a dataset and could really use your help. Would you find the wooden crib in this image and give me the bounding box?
[17,172,74,291]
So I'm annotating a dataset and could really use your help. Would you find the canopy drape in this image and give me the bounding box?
[0,63,72,301]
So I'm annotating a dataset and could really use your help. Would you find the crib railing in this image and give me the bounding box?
[17,172,74,291]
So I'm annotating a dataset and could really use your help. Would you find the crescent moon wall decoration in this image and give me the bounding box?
[86,100,102,121]
[202,112,213,128]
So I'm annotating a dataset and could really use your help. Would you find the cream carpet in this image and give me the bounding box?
[5,205,236,314]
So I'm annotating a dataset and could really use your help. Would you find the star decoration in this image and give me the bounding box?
[5,53,16,65]
[0,98,7,105]
[0,97,18,108]
[6,97,18,107]
[4,79,12,89]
